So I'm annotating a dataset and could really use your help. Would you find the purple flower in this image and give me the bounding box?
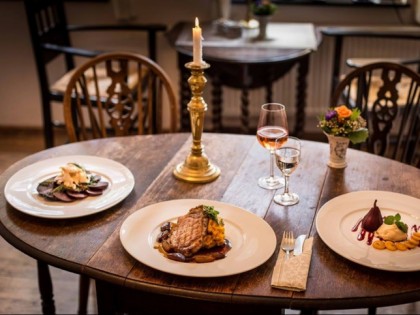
[325,110,337,121]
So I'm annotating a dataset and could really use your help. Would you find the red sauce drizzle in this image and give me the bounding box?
[352,217,375,245]
[352,218,362,232]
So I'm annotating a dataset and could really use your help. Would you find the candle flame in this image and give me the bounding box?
[195,17,199,28]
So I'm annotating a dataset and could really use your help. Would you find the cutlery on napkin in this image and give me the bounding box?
[271,235,314,292]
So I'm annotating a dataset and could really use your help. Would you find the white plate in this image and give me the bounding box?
[316,191,420,272]
[120,199,277,277]
[4,155,135,219]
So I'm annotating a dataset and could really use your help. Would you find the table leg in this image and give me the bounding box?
[265,83,273,104]
[78,275,90,315]
[294,55,310,137]
[37,260,56,315]
[240,88,250,134]
[95,280,118,315]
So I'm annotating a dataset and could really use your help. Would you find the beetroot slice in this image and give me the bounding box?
[66,191,88,199]
[53,191,74,202]
[88,181,108,191]
[86,189,103,196]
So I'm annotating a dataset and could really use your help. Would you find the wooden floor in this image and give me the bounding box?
[0,128,419,314]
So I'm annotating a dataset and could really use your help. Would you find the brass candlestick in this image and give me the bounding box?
[173,62,221,183]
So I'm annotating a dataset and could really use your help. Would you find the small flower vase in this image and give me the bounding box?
[255,15,271,40]
[324,132,350,169]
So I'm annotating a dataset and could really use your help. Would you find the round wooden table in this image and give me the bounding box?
[1,133,419,314]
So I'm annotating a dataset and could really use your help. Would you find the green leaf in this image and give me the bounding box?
[395,221,408,233]
[383,213,408,233]
[203,205,220,224]
[384,215,394,225]
[348,128,369,144]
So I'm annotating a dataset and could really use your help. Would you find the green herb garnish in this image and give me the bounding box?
[71,162,85,170]
[52,184,65,193]
[203,205,221,224]
[383,213,408,233]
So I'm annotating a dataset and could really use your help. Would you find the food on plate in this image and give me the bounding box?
[371,232,419,251]
[361,199,383,232]
[37,162,108,202]
[372,240,386,250]
[155,205,231,263]
[353,200,418,252]
[375,213,408,242]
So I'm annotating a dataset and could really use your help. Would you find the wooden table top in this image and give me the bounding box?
[168,21,321,64]
[1,133,420,312]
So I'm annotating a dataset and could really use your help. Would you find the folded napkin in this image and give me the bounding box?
[271,237,314,292]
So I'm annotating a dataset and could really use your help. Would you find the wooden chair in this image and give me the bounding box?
[41,51,176,315]
[63,51,177,141]
[23,0,167,148]
[320,26,420,97]
[331,62,420,168]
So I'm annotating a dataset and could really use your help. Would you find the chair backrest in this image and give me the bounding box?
[24,0,76,76]
[24,0,167,148]
[331,62,420,167]
[63,52,178,142]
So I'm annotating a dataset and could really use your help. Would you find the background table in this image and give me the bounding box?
[1,133,420,314]
[168,22,321,136]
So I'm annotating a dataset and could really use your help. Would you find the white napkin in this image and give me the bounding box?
[271,237,314,292]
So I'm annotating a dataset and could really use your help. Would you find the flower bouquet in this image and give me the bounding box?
[318,105,368,145]
[251,0,277,16]
[318,105,368,168]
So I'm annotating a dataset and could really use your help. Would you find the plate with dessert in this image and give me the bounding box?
[316,190,420,272]
[119,199,277,277]
[4,155,135,219]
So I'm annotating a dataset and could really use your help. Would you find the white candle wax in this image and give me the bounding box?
[192,17,203,66]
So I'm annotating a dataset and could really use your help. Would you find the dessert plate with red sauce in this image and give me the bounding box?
[119,199,277,277]
[316,191,420,272]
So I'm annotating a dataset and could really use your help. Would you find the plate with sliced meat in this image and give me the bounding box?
[120,199,277,277]
[4,155,134,219]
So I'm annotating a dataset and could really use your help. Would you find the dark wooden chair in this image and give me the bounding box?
[23,1,167,314]
[63,51,178,142]
[331,62,420,168]
[23,0,167,148]
[320,26,420,97]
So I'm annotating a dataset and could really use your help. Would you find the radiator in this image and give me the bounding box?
[203,36,420,133]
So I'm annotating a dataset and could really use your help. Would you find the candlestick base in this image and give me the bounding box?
[174,156,221,184]
[173,61,221,183]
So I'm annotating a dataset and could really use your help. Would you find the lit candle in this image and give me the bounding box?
[192,17,203,66]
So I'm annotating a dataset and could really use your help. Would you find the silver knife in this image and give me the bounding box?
[293,234,307,256]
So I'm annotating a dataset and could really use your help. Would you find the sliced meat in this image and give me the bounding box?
[166,205,209,257]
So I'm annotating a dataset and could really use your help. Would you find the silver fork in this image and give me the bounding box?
[280,231,295,259]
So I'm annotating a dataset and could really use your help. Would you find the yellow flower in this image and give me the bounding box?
[335,105,352,120]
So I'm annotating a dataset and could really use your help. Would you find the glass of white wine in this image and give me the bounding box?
[256,103,289,190]
[274,137,301,206]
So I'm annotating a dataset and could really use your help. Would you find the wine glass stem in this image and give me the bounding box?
[283,175,290,195]
[269,150,275,179]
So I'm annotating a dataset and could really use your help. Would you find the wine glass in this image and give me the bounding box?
[256,103,289,190]
[274,137,301,206]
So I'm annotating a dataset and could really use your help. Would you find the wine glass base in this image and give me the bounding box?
[258,176,285,190]
[274,193,299,206]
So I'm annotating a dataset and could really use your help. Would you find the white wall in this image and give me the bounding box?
[0,0,417,129]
